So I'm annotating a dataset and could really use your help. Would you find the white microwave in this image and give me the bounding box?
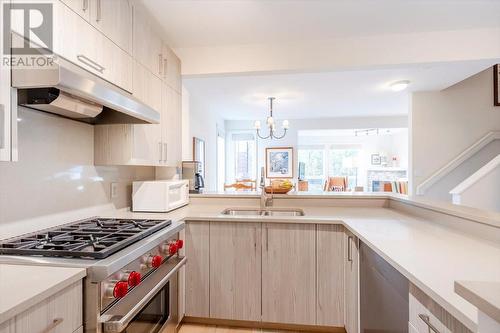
[132,180,189,212]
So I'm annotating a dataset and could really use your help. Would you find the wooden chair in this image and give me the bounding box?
[224,179,257,191]
[324,176,348,192]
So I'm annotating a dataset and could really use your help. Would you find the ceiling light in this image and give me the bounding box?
[390,80,410,92]
[254,97,288,140]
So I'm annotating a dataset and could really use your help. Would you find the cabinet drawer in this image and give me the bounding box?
[15,280,83,333]
[409,284,472,333]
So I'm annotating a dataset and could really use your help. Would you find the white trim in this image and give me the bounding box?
[416,131,500,195]
[450,154,500,195]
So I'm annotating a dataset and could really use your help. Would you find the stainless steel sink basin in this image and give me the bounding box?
[221,208,305,217]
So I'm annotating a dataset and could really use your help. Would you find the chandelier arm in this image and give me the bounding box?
[272,128,288,140]
[256,128,272,140]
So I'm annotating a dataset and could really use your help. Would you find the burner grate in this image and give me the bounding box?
[0,218,171,259]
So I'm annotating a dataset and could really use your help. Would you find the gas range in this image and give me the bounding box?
[0,217,186,333]
[0,217,172,259]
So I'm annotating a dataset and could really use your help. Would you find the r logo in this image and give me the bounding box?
[3,2,53,55]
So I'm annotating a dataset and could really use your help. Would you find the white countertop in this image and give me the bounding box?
[0,264,86,324]
[455,281,500,323]
[1,195,499,332]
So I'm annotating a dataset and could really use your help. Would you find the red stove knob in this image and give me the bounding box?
[168,242,178,256]
[176,239,184,249]
[127,271,141,287]
[113,281,129,298]
[148,255,163,268]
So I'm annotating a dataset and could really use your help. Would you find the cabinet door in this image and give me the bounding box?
[262,223,316,325]
[345,230,359,333]
[133,5,162,77]
[90,0,132,54]
[162,86,182,166]
[185,222,210,317]
[0,319,14,333]
[133,61,162,111]
[162,44,182,93]
[317,224,344,327]
[209,222,262,321]
[60,0,91,21]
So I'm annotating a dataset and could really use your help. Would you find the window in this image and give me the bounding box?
[298,145,361,191]
[225,132,257,185]
[328,149,361,189]
[298,147,325,191]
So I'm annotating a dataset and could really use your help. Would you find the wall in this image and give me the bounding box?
[225,115,408,184]
[411,68,500,200]
[0,107,155,224]
[455,166,500,212]
[187,92,225,191]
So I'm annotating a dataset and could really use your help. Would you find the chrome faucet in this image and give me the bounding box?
[260,167,273,209]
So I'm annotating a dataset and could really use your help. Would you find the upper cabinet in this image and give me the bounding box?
[60,0,91,21]
[133,5,163,78]
[89,0,133,54]
[162,44,182,93]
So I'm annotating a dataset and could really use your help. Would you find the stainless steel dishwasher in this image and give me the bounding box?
[360,242,409,333]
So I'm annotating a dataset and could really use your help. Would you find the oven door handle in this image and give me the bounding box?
[100,256,187,333]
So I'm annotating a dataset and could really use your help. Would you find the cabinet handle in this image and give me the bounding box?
[40,318,64,333]
[158,54,163,76]
[82,0,88,11]
[158,142,163,163]
[77,55,105,73]
[96,0,102,21]
[265,226,268,251]
[163,58,168,80]
[0,103,4,149]
[347,236,353,262]
[163,143,168,162]
[418,314,441,333]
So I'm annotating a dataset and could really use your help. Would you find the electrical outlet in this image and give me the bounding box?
[110,183,118,199]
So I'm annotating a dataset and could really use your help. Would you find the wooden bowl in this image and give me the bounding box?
[264,186,292,194]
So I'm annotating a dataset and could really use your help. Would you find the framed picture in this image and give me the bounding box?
[266,147,293,178]
[192,137,206,178]
[371,154,381,165]
[494,64,500,106]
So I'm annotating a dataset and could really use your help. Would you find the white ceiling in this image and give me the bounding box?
[183,60,494,120]
[142,0,500,48]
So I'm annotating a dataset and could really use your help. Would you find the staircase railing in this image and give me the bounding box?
[416,131,500,195]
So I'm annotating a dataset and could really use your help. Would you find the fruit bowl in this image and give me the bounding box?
[264,186,292,194]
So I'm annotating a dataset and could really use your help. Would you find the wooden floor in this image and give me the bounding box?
[178,323,317,333]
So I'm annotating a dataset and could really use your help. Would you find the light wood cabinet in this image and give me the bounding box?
[162,85,182,166]
[317,224,345,327]
[89,0,132,54]
[162,44,182,93]
[185,222,210,318]
[262,223,316,325]
[209,222,262,321]
[60,0,91,21]
[55,1,133,92]
[133,4,163,78]
[14,280,82,333]
[0,319,14,333]
[409,283,472,333]
[344,230,359,333]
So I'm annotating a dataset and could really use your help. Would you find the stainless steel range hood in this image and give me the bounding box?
[12,57,160,125]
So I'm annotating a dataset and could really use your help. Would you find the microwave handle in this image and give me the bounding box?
[101,256,186,332]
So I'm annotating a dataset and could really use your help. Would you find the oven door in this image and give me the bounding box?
[100,256,186,333]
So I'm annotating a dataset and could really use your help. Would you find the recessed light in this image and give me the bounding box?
[390,80,410,92]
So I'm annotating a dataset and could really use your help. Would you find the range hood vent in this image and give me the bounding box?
[12,57,160,125]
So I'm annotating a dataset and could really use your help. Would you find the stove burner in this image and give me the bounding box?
[0,218,172,259]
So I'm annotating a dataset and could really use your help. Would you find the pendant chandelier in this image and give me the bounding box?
[254,97,289,140]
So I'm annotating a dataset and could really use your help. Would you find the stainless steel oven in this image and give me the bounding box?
[99,256,186,333]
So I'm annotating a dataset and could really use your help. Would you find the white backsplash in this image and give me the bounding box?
[0,107,155,225]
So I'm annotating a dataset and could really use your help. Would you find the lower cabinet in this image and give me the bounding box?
[262,223,316,325]
[184,221,347,328]
[1,280,83,333]
[210,222,262,321]
[344,229,359,333]
[184,221,210,317]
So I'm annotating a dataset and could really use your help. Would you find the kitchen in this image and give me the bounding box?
[0,1,500,333]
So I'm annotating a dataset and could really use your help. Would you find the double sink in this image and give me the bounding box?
[221,208,305,217]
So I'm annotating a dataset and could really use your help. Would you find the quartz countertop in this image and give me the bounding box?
[455,281,500,323]
[1,196,499,332]
[0,264,86,325]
